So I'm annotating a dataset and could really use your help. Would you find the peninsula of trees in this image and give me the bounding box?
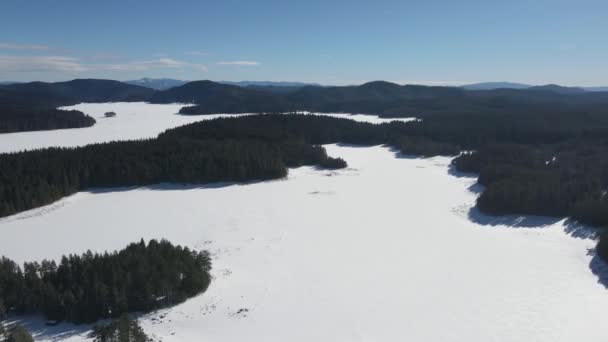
[0,239,211,324]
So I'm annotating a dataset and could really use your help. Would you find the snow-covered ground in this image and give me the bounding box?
[0,104,606,342]
[0,102,415,153]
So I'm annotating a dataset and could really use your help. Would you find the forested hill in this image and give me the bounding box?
[150,80,293,113]
[0,79,154,133]
[0,79,154,108]
[150,80,608,117]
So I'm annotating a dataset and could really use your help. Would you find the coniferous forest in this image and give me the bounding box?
[0,107,95,134]
[3,81,608,334]
[3,110,608,263]
[0,239,211,324]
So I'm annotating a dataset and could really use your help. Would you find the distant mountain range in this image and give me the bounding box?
[126,78,321,91]
[585,87,608,92]
[461,82,531,90]
[220,80,322,87]
[461,82,607,92]
[5,78,607,93]
[125,78,188,91]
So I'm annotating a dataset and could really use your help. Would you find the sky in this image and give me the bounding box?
[1,0,607,86]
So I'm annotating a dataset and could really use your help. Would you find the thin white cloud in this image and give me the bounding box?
[0,43,51,51]
[0,55,89,72]
[0,55,207,74]
[84,53,122,61]
[217,61,259,66]
[104,58,207,72]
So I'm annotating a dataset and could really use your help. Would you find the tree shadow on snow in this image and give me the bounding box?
[469,207,608,288]
[447,163,478,178]
[447,164,607,288]
[588,249,608,289]
[335,142,376,148]
[5,315,93,342]
[468,204,599,239]
[563,219,600,240]
[85,179,270,195]
[467,207,562,228]
[466,182,485,194]
[384,146,424,160]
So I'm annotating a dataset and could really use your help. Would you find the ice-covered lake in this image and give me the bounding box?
[1,103,607,342]
[0,102,416,153]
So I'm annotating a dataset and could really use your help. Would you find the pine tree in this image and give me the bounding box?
[5,325,34,342]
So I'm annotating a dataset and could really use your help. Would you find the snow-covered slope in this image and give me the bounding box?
[0,103,415,153]
[0,104,605,342]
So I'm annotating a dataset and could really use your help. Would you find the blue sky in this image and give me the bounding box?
[1,0,607,85]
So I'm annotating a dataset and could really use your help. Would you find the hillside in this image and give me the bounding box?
[150,80,292,113]
[152,79,608,117]
[0,79,154,108]
[0,79,154,133]
[126,78,188,90]
[461,82,532,90]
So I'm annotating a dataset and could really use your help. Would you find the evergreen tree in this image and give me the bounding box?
[4,325,34,342]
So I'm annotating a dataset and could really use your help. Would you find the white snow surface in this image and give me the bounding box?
[0,102,415,153]
[0,104,606,342]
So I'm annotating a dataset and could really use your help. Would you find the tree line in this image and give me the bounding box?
[0,239,211,324]
[151,80,608,119]
[3,110,608,261]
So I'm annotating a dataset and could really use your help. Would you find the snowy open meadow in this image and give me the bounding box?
[1,103,607,342]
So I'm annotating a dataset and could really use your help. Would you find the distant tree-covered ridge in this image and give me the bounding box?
[4,78,608,133]
[149,80,608,119]
[0,239,211,324]
[0,79,153,133]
